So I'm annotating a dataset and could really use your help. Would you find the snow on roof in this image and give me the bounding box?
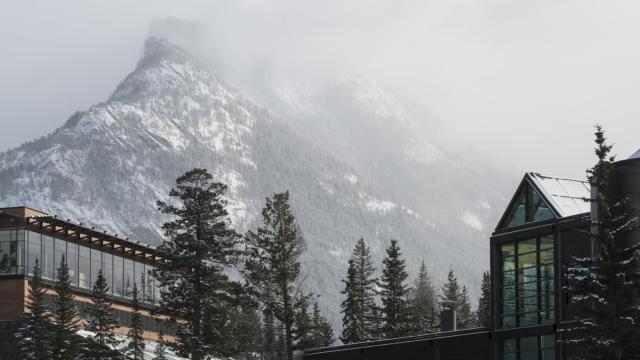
[629,149,640,159]
[528,173,590,217]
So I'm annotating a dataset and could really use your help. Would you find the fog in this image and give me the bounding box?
[2,0,640,179]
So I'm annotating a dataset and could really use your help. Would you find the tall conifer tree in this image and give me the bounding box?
[155,168,241,360]
[84,269,121,359]
[562,126,640,359]
[476,271,491,328]
[16,260,52,360]
[409,260,438,334]
[244,191,305,360]
[52,255,81,360]
[125,284,145,360]
[439,269,473,330]
[340,238,379,343]
[458,286,475,329]
[380,240,411,338]
[153,333,168,360]
[311,302,334,348]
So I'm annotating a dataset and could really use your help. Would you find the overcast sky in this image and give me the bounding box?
[1,0,639,179]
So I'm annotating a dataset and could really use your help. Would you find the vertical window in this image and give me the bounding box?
[78,246,90,289]
[91,248,102,287]
[135,261,144,298]
[27,232,41,275]
[15,230,25,274]
[124,259,134,299]
[42,236,55,280]
[498,235,555,328]
[502,183,555,229]
[500,335,556,360]
[67,242,79,286]
[113,256,124,297]
[144,264,155,303]
[0,230,11,273]
[103,253,113,295]
[54,238,66,280]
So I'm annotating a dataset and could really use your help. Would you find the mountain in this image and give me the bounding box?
[0,37,514,328]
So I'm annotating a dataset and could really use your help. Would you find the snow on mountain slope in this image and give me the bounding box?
[0,37,514,328]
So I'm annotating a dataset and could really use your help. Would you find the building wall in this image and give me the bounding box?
[0,278,25,321]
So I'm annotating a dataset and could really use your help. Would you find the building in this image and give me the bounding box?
[0,206,175,356]
[304,160,618,360]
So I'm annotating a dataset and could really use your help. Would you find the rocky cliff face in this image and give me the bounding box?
[0,37,513,326]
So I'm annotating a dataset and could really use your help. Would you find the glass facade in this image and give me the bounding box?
[503,183,555,228]
[0,230,25,274]
[0,229,159,304]
[501,335,555,360]
[499,235,555,328]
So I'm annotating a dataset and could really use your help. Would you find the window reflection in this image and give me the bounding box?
[499,235,555,329]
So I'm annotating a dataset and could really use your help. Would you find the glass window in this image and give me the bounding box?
[15,230,25,274]
[135,261,144,298]
[499,235,555,328]
[42,236,55,280]
[144,264,155,303]
[27,232,41,275]
[103,253,113,295]
[91,248,102,287]
[78,246,90,289]
[0,231,11,273]
[124,259,134,299]
[502,183,556,229]
[54,238,66,280]
[67,242,79,286]
[113,256,124,297]
[501,336,556,360]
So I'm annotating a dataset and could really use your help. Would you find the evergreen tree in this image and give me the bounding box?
[562,125,640,359]
[153,333,168,360]
[84,269,121,358]
[16,260,52,360]
[155,168,241,360]
[261,308,278,360]
[458,286,475,329]
[51,255,81,360]
[476,271,491,328]
[231,307,262,360]
[439,269,470,330]
[244,191,305,360]
[293,293,314,350]
[379,240,411,338]
[310,302,334,348]
[340,238,379,343]
[408,260,438,334]
[125,284,145,360]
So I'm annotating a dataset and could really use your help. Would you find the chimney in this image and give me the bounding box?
[440,300,457,332]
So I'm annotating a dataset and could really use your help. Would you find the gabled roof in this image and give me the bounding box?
[496,173,590,231]
[528,173,590,218]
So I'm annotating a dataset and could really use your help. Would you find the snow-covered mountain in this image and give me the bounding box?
[0,37,514,327]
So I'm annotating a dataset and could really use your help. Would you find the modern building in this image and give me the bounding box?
[0,206,174,352]
[304,166,606,360]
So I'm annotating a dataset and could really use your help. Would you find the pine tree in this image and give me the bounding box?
[51,255,81,360]
[379,239,411,338]
[408,260,438,334]
[439,269,468,330]
[155,168,241,360]
[153,333,168,360]
[244,191,305,360]
[16,260,52,360]
[562,125,640,359]
[84,269,121,358]
[458,286,475,329]
[125,284,145,360]
[262,308,278,360]
[476,271,491,328]
[340,238,379,343]
[293,293,314,350]
[310,302,334,348]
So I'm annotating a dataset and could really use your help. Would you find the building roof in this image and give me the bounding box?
[528,173,590,218]
[629,149,640,159]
